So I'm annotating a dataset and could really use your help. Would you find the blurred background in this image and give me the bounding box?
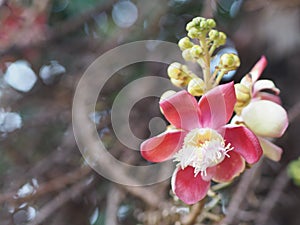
[0,0,300,225]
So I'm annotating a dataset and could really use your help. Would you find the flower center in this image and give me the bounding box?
[174,128,233,177]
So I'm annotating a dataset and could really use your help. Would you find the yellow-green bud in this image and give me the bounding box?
[288,158,300,186]
[234,83,251,115]
[221,54,234,67]
[167,62,195,87]
[186,21,194,31]
[209,30,219,40]
[220,53,240,71]
[234,83,251,103]
[206,19,216,28]
[167,62,183,79]
[188,77,205,96]
[190,45,203,58]
[200,20,207,29]
[188,27,200,39]
[186,17,215,33]
[186,17,203,31]
[193,17,203,24]
[218,32,227,45]
[182,49,194,61]
[178,37,193,51]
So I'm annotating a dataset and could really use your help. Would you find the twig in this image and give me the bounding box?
[120,185,161,209]
[26,176,94,225]
[0,165,91,204]
[105,185,124,225]
[26,125,76,178]
[182,200,206,225]
[220,162,262,225]
[254,167,289,225]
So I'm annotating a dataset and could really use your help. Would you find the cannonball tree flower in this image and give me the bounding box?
[233,56,288,161]
[140,82,263,204]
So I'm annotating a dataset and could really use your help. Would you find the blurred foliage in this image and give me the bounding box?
[288,158,300,186]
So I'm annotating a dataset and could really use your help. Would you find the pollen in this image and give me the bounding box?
[174,128,233,177]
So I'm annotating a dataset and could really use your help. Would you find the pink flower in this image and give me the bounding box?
[233,56,288,161]
[140,82,263,204]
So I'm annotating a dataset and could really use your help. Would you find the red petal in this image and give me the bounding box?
[212,151,245,183]
[224,125,263,164]
[198,82,236,129]
[250,56,267,82]
[141,130,186,162]
[172,166,210,204]
[160,90,201,131]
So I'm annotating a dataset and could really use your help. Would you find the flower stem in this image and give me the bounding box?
[215,70,226,85]
[209,43,217,56]
[198,35,212,90]
[182,199,206,225]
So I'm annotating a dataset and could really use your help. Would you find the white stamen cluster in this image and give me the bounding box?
[174,128,233,177]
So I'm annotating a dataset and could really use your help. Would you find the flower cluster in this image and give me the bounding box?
[140,17,288,205]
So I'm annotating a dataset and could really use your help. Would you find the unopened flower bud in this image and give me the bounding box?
[220,53,240,71]
[200,20,207,29]
[234,83,252,115]
[167,62,184,79]
[182,49,194,61]
[188,77,205,96]
[206,19,216,28]
[178,37,193,51]
[209,30,219,40]
[188,27,200,39]
[218,32,227,46]
[235,83,251,103]
[186,21,194,31]
[190,45,203,58]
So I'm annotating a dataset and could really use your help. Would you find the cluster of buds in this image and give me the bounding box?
[167,61,206,96]
[167,62,197,87]
[186,17,216,39]
[171,17,241,96]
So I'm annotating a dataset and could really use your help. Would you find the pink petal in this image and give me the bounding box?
[141,130,186,162]
[171,166,210,204]
[198,82,236,129]
[250,56,267,82]
[160,90,201,131]
[223,125,263,164]
[212,151,245,183]
[258,137,283,162]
